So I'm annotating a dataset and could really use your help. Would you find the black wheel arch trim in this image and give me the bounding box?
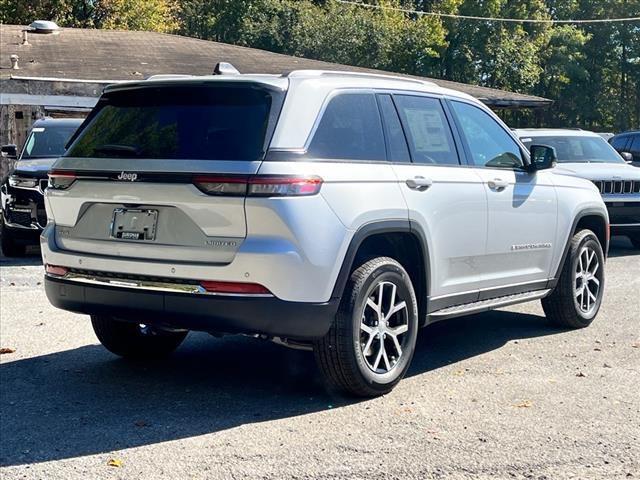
[547,208,609,290]
[330,220,431,306]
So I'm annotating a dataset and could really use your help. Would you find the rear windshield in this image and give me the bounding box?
[66,85,277,161]
[519,135,625,164]
[22,125,78,159]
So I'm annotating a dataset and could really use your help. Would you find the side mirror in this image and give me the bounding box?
[1,144,17,159]
[620,152,633,163]
[528,144,557,171]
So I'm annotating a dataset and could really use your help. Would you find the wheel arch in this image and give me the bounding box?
[548,208,608,289]
[331,220,431,326]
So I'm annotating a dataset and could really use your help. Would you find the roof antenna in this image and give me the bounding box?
[213,62,240,75]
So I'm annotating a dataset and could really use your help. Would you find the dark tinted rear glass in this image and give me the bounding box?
[66,85,275,161]
[307,93,386,161]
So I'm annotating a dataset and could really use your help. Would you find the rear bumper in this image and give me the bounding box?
[44,275,338,340]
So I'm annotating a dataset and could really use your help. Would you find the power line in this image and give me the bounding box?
[335,0,640,24]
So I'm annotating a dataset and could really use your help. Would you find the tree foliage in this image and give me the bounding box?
[1,0,638,130]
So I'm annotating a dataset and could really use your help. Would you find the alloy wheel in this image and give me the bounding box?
[360,281,410,374]
[574,245,602,315]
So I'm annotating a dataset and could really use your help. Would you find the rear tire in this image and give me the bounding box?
[542,229,605,329]
[314,257,418,397]
[91,315,188,359]
[1,223,26,257]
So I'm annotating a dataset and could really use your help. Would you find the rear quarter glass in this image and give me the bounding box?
[66,84,284,161]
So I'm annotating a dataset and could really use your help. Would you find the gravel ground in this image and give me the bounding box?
[1,238,639,480]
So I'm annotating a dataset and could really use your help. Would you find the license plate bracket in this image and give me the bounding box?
[111,208,158,241]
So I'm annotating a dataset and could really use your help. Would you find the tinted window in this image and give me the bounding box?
[519,136,624,164]
[308,93,386,161]
[22,125,78,159]
[67,86,275,161]
[377,95,410,162]
[451,101,523,168]
[610,135,629,151]
[394,95,459,165]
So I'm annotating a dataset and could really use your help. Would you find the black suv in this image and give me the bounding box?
[609,131,640,167]
[1,118,83,256]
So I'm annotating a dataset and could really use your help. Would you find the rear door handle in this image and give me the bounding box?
[406,176,433,191]
[487,178,509,191]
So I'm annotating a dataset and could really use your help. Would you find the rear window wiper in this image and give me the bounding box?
[93,144,142,157]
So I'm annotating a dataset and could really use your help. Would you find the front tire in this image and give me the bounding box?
[542,229,605,329]
[91,316,188,359]
[314,257,419,397]
[1,223,26,257]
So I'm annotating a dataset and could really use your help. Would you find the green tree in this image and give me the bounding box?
[0,0,177,32]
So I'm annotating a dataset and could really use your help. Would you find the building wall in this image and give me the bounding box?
[1,77,102,149]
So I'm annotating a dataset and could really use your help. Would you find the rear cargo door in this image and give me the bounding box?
[46,82,283,264]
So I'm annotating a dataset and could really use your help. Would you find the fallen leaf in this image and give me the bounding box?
[453,370,465,376]
[632,342,639,349]
[0,347,16,354]
[107,458,123,468]
[514,400,533,408]
[603,363,612,368]
[576,372,586,377]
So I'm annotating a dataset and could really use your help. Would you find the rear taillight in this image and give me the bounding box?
[45,264,69,277]
[248,176,322,197]
[192,175,248,196]
[200,280,271,295]
[193,175,322,197]
[48,170,77,190]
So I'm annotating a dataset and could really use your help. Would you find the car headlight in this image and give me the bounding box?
[8,175,38,188]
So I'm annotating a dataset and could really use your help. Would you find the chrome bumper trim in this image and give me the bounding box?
[45,271,274,298]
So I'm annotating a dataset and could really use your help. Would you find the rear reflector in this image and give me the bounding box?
[48,170,77,190]
[45,264,69,277]
[200,280,271,295]
[193,175,322,197]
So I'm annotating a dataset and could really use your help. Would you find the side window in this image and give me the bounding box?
[610,135,628,151]
[630,135,640,154]
[394,95,459,165]
[307,93,386,161]
[376,94,410,162]
[451,101,523,169]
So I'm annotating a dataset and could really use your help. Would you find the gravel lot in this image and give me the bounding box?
[1,238,639,480]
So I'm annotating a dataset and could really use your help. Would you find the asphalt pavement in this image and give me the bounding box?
[1,238,638,479]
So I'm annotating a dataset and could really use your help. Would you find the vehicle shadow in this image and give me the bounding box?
[0,309,560,467]
[0,247,42,267]
[608,236,637,258]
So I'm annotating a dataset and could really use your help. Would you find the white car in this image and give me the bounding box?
[41,68,608,396]
[517,129,640,249]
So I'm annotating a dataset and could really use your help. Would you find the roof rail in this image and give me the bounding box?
[286,70,437,87]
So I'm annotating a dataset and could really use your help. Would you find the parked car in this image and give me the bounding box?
[1,118,83,256]
[517,129,640,249]
[42,68,608,396]
[609,130,640,166]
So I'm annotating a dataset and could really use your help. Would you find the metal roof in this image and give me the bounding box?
[0,24,552,109]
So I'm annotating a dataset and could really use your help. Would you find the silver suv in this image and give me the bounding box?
[42,69,609,396]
